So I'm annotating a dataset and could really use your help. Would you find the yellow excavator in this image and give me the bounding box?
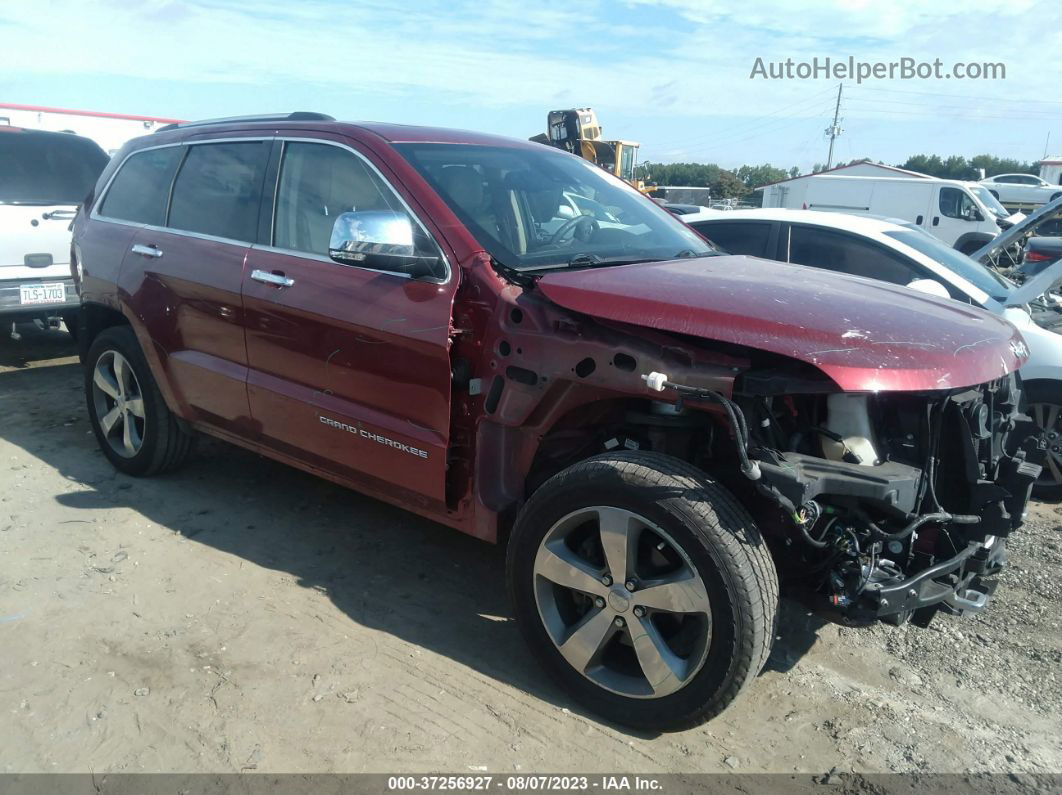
[530,108,651,192]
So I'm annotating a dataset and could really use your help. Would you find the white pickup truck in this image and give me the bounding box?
[1,127,109,337]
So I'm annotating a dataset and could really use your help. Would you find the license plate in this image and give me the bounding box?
[19,283,66,305]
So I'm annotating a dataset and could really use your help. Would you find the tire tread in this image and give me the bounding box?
[86,326,194,476]
[508,451,779,729]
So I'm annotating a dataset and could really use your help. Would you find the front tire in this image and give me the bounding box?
[85,326,194,476]
[507,452,778,730]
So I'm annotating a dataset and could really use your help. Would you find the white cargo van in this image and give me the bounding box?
[765,174,1018,254]
[0,127,109,336]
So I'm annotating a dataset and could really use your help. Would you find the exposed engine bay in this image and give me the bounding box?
[637,371,1045,626]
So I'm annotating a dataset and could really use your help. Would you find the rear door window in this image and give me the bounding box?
[99,146,183,226]
[168,141,269,242]
[787,224,922,286]
[689,221,773,257]
[0,131,109,206]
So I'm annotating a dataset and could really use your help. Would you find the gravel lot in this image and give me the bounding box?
[1,325,1059,776]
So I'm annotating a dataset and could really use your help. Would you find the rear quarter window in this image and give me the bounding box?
[99,146,183,226]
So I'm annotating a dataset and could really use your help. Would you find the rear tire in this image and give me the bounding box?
[85,326,194,476]
[507,452,777,730]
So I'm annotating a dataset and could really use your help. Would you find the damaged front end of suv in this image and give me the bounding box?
[534,255,1045,630]
[730,373,1042,626]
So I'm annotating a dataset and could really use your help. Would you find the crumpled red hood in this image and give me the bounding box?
[536,255,1028,392]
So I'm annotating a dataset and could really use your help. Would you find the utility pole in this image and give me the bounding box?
[825,82,843,170]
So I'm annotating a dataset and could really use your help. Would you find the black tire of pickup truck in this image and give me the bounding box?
[85,326,194,477]
[507,451,778,730]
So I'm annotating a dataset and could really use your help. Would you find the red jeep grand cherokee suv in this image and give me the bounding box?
[71,113,1042,729]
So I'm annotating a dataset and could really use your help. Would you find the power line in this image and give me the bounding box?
[651,97,837,159]
[858,85,1062,107]
[845,95,1062,118]
[651,112,823,160]
[649,85,837,150]
[843,102,1062,122]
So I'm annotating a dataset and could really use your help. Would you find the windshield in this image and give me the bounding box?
[885,226,1011,301]
[968,185,1010,220]
[0,131,109,205]
[395,143,714,270]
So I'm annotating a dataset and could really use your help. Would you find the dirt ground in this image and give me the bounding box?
[0,324,1059,776]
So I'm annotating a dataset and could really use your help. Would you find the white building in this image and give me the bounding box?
[0,102,182,154]
[1039,156,1062,186]
[756,160,929,208]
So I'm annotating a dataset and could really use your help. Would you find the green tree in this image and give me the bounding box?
[642,162,750,200]
[899,154,945,176]
[736,164,789,190]
[898,154,1038,179]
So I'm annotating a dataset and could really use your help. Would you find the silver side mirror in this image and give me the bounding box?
[329,211,414,261]
[328,211,441,278]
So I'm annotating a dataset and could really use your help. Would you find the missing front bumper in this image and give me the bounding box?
[867,538,1007,622]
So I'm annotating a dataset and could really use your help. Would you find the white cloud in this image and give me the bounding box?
[2,0,1047,114]
[1,0,1058,168]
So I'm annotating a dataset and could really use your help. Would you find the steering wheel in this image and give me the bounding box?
[549,214,599,245]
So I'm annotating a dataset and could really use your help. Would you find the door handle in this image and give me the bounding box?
[932,217,940,226]
[251,269,295,288]
[915,214,924,225]
[131,243,163,258]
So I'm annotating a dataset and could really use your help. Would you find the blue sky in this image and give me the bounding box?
[2,0,1060,171]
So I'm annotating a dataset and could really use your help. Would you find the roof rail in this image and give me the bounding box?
[155,111,335,133]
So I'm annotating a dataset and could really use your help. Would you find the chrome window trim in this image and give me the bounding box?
[270,136,451,285]
[85,216,264,249]
[250,243,414,281]
[90,135,452,284]
[90,137,274,247]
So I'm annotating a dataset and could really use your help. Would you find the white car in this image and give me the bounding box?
[682,207,1062,496]
[762,173,1020,254]
[980,173,1062,206]
[0,127,109,337]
